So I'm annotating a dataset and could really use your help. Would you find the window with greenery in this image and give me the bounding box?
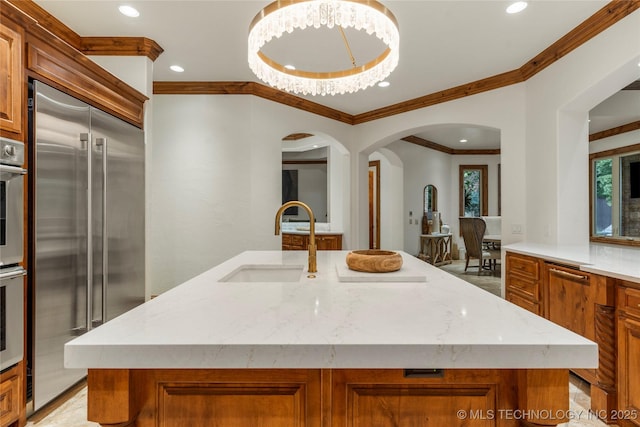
[591,147,640,243]
[593,158,613,236]
[459,165,488,217]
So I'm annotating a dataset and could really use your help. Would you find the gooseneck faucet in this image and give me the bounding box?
[275,201,317,274]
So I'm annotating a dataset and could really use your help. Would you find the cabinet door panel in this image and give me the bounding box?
[0,375,20,426]
[547,265,594,340]
[159,384,305,427]
[506,290,541,316]
[0,20,23,134]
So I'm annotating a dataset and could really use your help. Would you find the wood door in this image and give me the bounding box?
[368,161,380,250]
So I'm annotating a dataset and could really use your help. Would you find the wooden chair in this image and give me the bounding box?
[459,217,501,275]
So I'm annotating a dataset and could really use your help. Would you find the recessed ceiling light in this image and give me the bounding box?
[506,1,527,14]
[460,139,468,143]
[170,65,184,73]
[377,81,391,88]
[118,5,140,17]
[312,144,319,148]
[284,64,296,70]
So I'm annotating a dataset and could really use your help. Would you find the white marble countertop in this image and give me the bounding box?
[282,229,343,235]
[504,242,640,284]
[280,222,342,235]
[65,251,597,370]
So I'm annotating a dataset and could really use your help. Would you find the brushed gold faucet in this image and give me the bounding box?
[275,201,317,274]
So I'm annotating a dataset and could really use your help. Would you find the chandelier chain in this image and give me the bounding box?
[338,26,358,69]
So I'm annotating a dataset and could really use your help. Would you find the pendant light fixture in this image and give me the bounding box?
[248,0,400,96]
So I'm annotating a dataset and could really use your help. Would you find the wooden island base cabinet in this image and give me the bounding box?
[86,368,571,427]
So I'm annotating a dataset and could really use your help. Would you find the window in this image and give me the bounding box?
[459,165,488,217]
[591,147,640,242]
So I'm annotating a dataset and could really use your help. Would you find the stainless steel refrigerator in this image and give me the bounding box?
[31,81,145,410]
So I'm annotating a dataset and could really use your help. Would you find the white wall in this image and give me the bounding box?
[150,95,353,294]
[524,11,640,245]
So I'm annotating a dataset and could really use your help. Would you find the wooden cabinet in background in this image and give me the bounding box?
[617,283,640,427]
[0,362,23,427]
[505,252,543,316]
[0,16,24,136]
[282,233,342,251]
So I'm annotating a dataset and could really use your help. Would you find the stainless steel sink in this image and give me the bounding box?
[219,264,305,282]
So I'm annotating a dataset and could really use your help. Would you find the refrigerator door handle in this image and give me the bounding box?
[96,137,108,324]
[81,132,93,332]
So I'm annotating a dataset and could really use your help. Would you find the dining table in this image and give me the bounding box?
[483,234,501,249]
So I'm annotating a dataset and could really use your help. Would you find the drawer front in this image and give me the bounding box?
[507,275,539,300]
[506,290,541,316]
[316,235,342,250]
[0,375,20,426]
[619,286,640,319]
[282,234,307,250]
[290,235,306,247]
[506,253,539,280]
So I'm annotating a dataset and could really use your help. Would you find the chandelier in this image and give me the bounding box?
[248,0,400,96]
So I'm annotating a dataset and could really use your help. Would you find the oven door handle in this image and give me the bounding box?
[0,267,27,281]
[0,164,27,179]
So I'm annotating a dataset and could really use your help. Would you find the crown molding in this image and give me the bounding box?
[80,37,164,61]
[6,0,164,61]
[356,0,640,125]
[401,136,500,155]
[589,120,640,142]
[153,81,354,125]
[282,133,314,141]
[519,0,640,80]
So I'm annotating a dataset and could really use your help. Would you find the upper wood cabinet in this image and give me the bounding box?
[0,17,24,136]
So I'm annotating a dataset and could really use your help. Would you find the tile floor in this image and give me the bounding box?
[26,260,613,427]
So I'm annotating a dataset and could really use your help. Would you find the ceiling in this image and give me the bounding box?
[33,0,639,150]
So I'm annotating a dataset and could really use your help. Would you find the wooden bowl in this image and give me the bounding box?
[346,250,403,273]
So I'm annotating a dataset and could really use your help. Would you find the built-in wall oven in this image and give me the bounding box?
[1,266,25,371]
[0,137,26,372]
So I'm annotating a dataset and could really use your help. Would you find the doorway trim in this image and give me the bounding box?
[369,160,381,249]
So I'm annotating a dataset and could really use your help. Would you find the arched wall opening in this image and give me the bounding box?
[361,121,504,257]
[281,132,351,246]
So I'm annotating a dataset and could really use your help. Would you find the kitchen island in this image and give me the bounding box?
[65,251,597,427]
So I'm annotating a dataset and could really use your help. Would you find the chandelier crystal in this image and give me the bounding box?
[248,0,400,96]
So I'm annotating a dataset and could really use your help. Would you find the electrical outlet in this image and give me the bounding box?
[511,224,523,234]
